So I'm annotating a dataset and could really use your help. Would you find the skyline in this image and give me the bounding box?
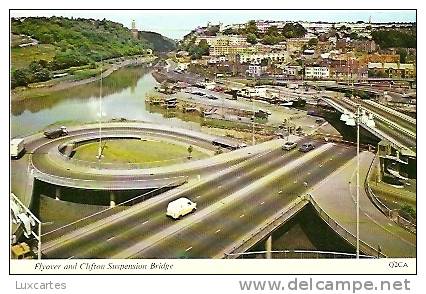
[11,10,416,39]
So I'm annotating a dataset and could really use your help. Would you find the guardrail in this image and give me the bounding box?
[226,249,375,259]
[364,153,416,234]
[305,193,387,258]
[40,179,184,244]
[363,100,416,125]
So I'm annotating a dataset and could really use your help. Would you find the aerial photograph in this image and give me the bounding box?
[10,10,416,263]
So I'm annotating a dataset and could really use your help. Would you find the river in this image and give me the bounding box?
[11,66,200,137]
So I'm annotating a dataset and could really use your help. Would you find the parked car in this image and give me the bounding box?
[299,142,315,153]
[282,141,297,151]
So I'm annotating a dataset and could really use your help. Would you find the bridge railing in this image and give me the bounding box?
[40,179,184,244]
[223,198,308,259]
[364,153,417,234]
[305,194,387,258]
[226,249,375,259]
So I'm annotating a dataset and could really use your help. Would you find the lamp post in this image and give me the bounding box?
[97,56,103,160]
[340,104,375,258]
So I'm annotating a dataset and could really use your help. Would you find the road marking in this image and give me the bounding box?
[215,229,221,234]
[240,214,245,218]
[260,201,265,205]
[278,190,283,194]
[185,246,192,252]
[142,220,149,225]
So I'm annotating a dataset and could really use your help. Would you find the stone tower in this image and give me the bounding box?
[131,20,139,39]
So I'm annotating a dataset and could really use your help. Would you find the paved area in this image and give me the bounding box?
[309,151,416,257]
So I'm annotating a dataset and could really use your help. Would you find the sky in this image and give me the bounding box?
[11,10,416,40]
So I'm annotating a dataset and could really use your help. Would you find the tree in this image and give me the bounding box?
[246,33,257,45]
[308,38,318,47]
[245,20,258,36]
[282,22,307,38]
[397,48,408,63]
[400,204,416,220]
[187,145,193,159]
[11,69,30,88]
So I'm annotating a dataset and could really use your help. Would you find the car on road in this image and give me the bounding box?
[282,141,297,151]
[166,197,197,219]
[299,142,315,153]
[206,94,219,100]
[43,126,69,139]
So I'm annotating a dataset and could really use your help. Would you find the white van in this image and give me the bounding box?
[166,197,197,219]
[11,138,25,159]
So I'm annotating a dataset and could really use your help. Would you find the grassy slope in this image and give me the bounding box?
[11,44,57,69]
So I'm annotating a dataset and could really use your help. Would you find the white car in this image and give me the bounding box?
[166,197,197,219]
[282,141,297,151]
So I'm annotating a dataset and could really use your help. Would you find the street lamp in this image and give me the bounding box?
[341,105,375,259]
[97,56,104,160]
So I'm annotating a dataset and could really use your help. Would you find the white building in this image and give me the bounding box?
[247,65,266,77]
[239,51,289,65]
[305,66,330,79]
[282,65,302,77]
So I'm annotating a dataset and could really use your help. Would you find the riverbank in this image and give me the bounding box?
[11,55,157,101]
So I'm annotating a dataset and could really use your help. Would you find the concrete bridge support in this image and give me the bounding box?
[55,187,61,201]
[265,235,272,259]
[110,192,116,207]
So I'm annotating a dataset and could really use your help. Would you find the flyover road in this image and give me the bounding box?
[11,122,268,207]
[326,97,416,154]
[360,100,416,134]
[42,140,357,259]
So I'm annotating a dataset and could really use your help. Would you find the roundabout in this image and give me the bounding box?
[11,122,276,208]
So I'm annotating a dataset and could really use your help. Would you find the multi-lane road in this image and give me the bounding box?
[42,140,357,259]
[324,96,416,154]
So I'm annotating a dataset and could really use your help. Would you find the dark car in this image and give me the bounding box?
[299,142,315,153]
[44,126,68,139]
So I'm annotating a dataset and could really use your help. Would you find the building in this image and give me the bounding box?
[365,54,400,64]
[282,65,303,77]
[352,39,376,53]
[368,62,416,78]
[247,65,267,77]
[305,66,330,79]
[286,38,310,53]
[239,51,289,65]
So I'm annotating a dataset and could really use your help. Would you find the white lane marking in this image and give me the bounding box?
[240,214,245,218]
[142,220,149,225]
[215,229,221,234]
[185,246,193,252]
